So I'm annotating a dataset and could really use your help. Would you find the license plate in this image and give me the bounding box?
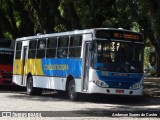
[116,89,124,93]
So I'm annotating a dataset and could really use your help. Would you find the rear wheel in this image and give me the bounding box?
[26,76,42,95]
[68,79,79,100]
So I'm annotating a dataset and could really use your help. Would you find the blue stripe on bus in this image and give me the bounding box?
[96,71,143,89]
[42,58,82,78]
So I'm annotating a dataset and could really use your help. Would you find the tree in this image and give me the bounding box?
[146,0,160,75]
[131,0,160,75]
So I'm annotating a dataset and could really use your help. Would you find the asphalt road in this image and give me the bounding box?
[0,78,159,120]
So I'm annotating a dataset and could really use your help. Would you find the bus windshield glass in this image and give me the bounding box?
[93,40,143,73]
[0,51,13,65]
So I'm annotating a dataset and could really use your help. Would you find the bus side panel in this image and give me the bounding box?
[13,75,22,86]
[13,59,23,75]
[23,58,82,91]
[23,59,44,86]
[24,59,44,76]
[41,58,82,78]
[13,59,23,85]
[33,58,82,90]
[33,76,64,89]
[33,76,81,91]
[13,59,44,86]
[23,58,82,78]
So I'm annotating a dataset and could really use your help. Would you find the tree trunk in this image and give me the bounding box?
[149,0,160,76]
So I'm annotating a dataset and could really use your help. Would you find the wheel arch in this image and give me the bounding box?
[65,74,74,91]
[25,72,33,86]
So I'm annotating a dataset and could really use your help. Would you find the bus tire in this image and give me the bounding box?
[67,79,79,101]
[26,76,42,96]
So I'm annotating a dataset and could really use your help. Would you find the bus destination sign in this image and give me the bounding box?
[95,30,143,42]
[113,33,140,40]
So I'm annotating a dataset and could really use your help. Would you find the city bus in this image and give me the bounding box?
[13,28,144,100]
[0,39,14,85]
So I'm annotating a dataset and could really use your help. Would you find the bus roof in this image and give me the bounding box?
[16,28,142,41]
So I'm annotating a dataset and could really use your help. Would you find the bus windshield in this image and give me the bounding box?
[92,40,144,73]
[0,51,13,65]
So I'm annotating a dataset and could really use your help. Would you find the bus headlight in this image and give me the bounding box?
[129,83,142,90]
[93,80,109,88]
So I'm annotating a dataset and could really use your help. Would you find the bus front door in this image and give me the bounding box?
[82,42,90,91]
[21,46,28,85]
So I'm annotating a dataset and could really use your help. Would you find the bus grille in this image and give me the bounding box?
[107,82,133,89]
[99,76,141,89]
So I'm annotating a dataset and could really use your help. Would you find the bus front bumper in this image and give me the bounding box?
[88,82,143,96]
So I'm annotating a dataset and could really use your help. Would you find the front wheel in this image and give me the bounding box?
[68,79,79,101]
[26,76,42,95]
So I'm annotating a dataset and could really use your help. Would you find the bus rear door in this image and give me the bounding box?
[21,46,28,85]
[82,42,91,91]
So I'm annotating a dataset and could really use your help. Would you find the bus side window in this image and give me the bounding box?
[15,42,22,59]
[46,37,57,58]
[28,40,37,59]
[57,36,69,58]
[69,36,82,58]
[36,39,46,59]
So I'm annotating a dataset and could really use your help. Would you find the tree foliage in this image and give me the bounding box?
[0,0,143,37]
[0,0,139,39]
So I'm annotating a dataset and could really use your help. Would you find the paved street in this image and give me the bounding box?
[0,78,159,120]
[143,77,160,97]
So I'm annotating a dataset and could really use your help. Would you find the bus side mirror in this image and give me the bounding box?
[89,41,94,51]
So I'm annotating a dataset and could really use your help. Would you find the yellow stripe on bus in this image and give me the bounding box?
[13,59,44,76]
